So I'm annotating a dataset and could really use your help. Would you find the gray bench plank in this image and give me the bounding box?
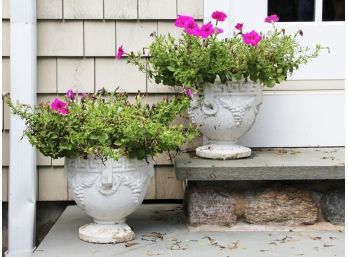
[175,147,345,181]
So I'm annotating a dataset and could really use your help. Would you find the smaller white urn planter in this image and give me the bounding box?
[64,156,154,244]
[189,81,262,160]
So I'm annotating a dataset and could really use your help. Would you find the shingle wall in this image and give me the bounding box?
[2,0,204,201]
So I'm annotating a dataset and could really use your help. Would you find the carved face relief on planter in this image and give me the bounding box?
[65,156,154,244]
[188,82,262,160]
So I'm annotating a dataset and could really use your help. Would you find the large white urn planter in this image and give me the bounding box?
[189,81,262,160]
[64,156,154,243]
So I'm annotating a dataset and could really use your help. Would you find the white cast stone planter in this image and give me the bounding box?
[189,81,262,160]
[64,155,154,243]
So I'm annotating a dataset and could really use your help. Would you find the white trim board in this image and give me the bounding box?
[239,91,345,147]
[263,80,345,91]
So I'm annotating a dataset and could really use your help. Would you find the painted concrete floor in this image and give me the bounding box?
[34,204,344,257]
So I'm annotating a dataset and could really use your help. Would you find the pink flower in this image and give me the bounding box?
[66,89,75,101]
[235,23,244,31]
[116,45,124,59]
[200,22,214,38]
[59,108,69,115]
[184,88,193,99]
[215,27,224,34]
[211,11,227,22]
[184,20,200,37]
[265,14,279,23]
[50,98,69,115]
[175,15,195,28]
[242,30,262,46]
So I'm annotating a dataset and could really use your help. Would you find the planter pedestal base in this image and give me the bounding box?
[196,144,251,160]
[78,222,135,244]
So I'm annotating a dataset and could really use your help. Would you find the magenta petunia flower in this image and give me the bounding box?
[50,98,69,115]
[200,22,214,38]
[175,15,195,28]
[116,45,124,59]
[66,89,75,101]
[235,23,244,31]
[242,30,262,46]
[184,88,193,99]
[211,11,227,22]
[59,107,69,115]
[184,19,201,37]
[265,14,279,23]
[215,27,224,34]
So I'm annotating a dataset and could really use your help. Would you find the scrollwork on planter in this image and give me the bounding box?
[66,173,97,210]
[96,174,122,196]
[188,82,263,159]
[67,171,152,209]
[121,173,151,203]
[65,156,154,210]
[217,97,256,126]
[201,99,219,116]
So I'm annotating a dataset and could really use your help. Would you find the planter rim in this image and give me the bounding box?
[64,155,153,174]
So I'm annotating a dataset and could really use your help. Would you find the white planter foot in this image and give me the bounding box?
[78,222,135,244]
[196,144,251,160]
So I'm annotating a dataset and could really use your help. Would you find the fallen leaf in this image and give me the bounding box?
[124,241,139,247]
[202,236,226,250]
[275,236,292,243]
[323,244,334,247]
[168,239,189,251]
[309,236,322,240]
[142,232,165,242]
[321,156,335,160]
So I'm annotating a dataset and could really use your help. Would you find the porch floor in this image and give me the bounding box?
[33,204,344,257]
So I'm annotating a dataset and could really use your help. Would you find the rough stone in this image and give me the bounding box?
[310,191,326,222]
[322,190,345,225]
[234,193,246,218]
[185,185,237,226]
[245,186,318,225]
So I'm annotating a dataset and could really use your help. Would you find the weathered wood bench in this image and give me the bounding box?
[175,147,345,227]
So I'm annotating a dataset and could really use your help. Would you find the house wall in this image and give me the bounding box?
[2,0,204,201]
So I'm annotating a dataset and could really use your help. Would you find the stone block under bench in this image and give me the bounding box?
[175,148,344,227]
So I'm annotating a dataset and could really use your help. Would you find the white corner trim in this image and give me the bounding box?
[6,0,37,256]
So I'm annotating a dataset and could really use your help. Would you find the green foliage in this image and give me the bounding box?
[127,26,325,92]
[6,91,198,161]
